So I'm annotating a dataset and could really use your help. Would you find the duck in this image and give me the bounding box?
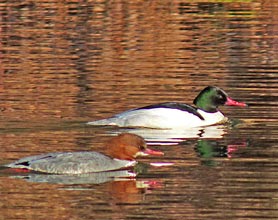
[87,86,247,129]
[4,133,164,175]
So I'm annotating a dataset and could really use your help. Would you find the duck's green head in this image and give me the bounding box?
[193,86,247,112]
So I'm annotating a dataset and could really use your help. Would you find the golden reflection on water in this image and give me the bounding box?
[0,1,277,122]
[0,0,278,219]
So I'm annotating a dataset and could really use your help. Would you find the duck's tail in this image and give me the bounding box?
[87,118,118,126]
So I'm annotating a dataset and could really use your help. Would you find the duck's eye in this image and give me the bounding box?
[139,145,146,151]
[217,94,226,101]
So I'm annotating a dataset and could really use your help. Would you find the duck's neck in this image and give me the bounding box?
[194,96,217,113]
[106,146,135,161]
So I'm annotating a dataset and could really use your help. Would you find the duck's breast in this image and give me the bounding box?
[196,110,227,126]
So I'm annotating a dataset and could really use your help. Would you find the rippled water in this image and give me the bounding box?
[1,1,278,219]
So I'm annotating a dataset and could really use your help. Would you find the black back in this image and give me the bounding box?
[136,102,205,120]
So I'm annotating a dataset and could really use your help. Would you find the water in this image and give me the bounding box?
[1,1,278,219]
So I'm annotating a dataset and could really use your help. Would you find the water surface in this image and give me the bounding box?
[1,1,278,219]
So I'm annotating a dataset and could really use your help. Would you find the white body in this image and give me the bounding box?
[88,108,228,129]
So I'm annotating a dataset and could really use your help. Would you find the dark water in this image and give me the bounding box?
[1,1,278,219]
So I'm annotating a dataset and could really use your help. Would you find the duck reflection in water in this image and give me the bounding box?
[3,162,164,204]
[4,162,153,184]
[195,139,248,166]
[108,124,228,144]
[2,165,163,205]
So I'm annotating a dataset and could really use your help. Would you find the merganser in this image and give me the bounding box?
[4,133,164,174]
[87,86,247,129]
